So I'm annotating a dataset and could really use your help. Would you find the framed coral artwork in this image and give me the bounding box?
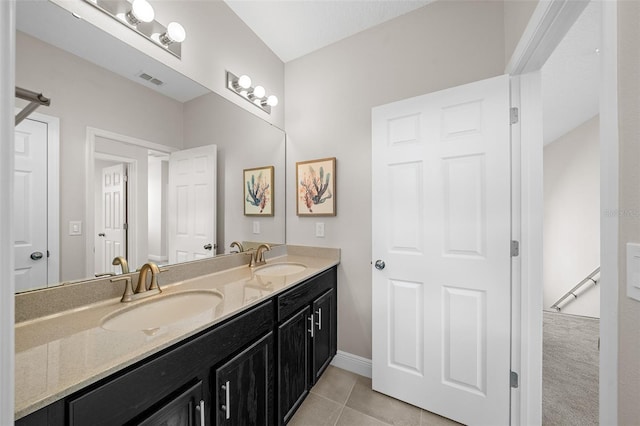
[244,166,274,216]
[296,157,336,216]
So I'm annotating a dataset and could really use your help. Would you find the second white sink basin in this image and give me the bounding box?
[254,262,307,277]
[101,290,223,331]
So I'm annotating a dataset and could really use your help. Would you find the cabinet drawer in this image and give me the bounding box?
[277,268,335,322]
[68,300,273,426]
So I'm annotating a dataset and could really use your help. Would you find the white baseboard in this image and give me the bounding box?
[330,350,372,378]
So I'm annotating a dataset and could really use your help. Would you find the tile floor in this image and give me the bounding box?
[289,366,463,426]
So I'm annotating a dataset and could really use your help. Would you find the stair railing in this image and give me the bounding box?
[550,267,600,312]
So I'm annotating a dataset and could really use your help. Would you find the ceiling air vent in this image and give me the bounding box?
[137,72,164,86]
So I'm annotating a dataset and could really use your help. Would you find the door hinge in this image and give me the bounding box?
[510,107,519,125]
[123,223,128,230]
[511,371,519,388]
[511,240,520,257]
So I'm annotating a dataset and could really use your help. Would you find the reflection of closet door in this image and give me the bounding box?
[96,164,126,274]
[14,118,48,292]
[168,145,217,263]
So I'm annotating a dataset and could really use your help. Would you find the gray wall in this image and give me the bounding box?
[284,0,506,359]
[543,116,600,318]
[617,1,640,422]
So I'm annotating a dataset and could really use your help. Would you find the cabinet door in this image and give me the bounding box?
[278,306,311,424]
[311,289,335,384]
[214,332,273,425]
[137,380,204,426]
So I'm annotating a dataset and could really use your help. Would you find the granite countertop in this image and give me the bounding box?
[15,249,339,419]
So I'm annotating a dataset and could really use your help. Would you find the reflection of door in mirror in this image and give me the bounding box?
[13,114,59,292]
[94,163,127,276]
[168,145,217,263]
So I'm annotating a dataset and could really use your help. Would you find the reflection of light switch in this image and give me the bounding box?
[253,221,260,234]
[315,222,325,238]
[627,243,640,302]
[69,221,82,236]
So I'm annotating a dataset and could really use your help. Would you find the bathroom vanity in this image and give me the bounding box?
[15,246,339,425]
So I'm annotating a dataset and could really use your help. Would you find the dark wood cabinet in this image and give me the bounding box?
[276,268,338,424]
[137,380,204,426]
[16,266,337,426]
[311,289,335,384]
[277,306,310,424]
[214,332,273,425]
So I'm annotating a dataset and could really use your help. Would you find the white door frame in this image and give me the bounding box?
[0,2,15,424]
[16,111,60,286]
[85,127,176,276]
[507,1,618,425]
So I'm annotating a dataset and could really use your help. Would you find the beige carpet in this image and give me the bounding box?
[543,311,599,426]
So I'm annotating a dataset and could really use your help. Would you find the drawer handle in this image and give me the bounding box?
[315,308,322,331]
[308,314,314,338]
[195,399,205,426]
[221,381,230,420]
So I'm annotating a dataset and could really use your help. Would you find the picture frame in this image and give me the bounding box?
[243,166,274,216]
[296,157,336,216]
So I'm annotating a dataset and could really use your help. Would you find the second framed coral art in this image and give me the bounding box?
[244,166,274,216]
[296,157,336,216]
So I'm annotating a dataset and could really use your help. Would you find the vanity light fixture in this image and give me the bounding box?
[125,0,154,26]
[82,0,186,59]
[226,71,279,114]
[159,22,186,45]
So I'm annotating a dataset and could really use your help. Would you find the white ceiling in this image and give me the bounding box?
[541,0,601,145]
[223,0,433,62]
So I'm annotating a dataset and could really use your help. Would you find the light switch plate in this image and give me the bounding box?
[253,221,260,234]
[315,222,325,238]
[69,221,82,236]
[626,243,640,302]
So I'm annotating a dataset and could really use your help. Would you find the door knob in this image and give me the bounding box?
[374,260,385,270]
[30,251,44,260]
[204,243,212,251]
[98,233,105,237]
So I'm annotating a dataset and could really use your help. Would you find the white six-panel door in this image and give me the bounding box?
[13,118,48,292]
[95,163,126,274]
[372,75,511,425]
[168,145,217,263]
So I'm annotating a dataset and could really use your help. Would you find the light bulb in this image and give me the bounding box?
[166,22,186,43]
[130,0,154,23]
[266,95,278,107]
[237,75,252,90]
[252,85,265,99]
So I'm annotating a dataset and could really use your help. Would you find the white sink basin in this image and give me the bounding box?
[254,262,307,277]
[101,290,223,331]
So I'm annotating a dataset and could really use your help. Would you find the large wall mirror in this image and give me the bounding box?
[14,1,286,293]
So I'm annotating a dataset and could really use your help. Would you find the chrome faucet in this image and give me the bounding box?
[112,256,130,274]
[111,262,163,302]
[230,241,244,253]
[253,243,271,267]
